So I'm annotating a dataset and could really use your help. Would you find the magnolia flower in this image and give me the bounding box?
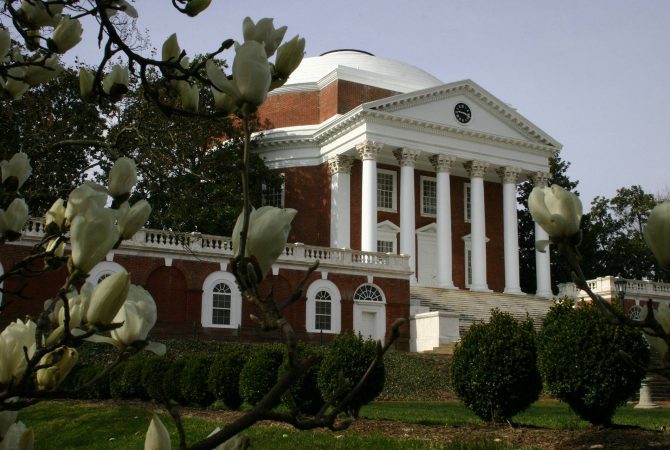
[69,206,120,273]
[184,0,211,17]
[117,200,151,239]
[36,346,78,391]
[45,237,65,257]
[108,157,137,198]
[528,184,582,240]
[210,87,239,114]
[45,198,66,233]
[643,202,670,269]
[0,319,36,392]
[0,198,29,240]
[162,34,181,62]
[233,41,272,107]
[178,81,199,112]
[207,428,247,450]
[64,181,108,226]
[23,56,63,85]
[0,420,34,450]
[1,67,29,100]
[102,64,129,101]
[1,152,32,190]
[46,284,92,346]
[0,28,10,61]
[19,0,63,28]
[86,270,130,325]
[144,415,171,450]
[49,16,82,54]
[640,301,670,360]
[273,35,305,84]
[79,68,95,101]
[0,411,18,441]
[242,17,287,57]
[232,206,297,281]
[105,0,138,18]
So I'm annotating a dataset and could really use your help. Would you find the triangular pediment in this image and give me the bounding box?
[362,80,560,148]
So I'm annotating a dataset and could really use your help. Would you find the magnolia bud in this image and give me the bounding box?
[162,33,181,62]
[0,198,29,241]
[641,301,670,360]
[0,319,37,391]
[144,415,171,450]
[211,87,240,114]
[79,68,95,101]
[0,411,18,440]
[69,206,119,273]
[102,64,129,101]
[111,285,157,346]
[232,41,271,108]
[118,200,151,239]
[242,17,287,58]
[1,152,32,190]
[64,181,108,226]
[275,35,305,80]
[528,185,582,240]
[108,157,137,198]
[178,81,199,112]
[1,67,29,100]
[184,0,212,17]
[46,238,65,257]
[643,202,670,269]
[19,0,63,28]
[206,60,241,100]
[23,56,63,85]
[36,346,78,391]
[86,270,130,325]
[49,16,82,54]
[1,28,12,61]
[0,421,33,450]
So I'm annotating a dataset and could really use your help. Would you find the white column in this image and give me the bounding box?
[497,167,523,294]
[533,172,553,297]
[357,141,382,252]
[430,154,456,289]
[393,148,420,283]
[328,155,354,248]
[464,161,490,292]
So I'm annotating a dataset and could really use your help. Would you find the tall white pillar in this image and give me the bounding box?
[328,155,354,248]
[497,166,523,294]
[533,172,553,297]
[393,148,420,283]
[430,154,456,289]
[357,141,382,252]
[464,161,490,292]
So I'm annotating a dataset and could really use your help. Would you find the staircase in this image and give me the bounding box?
[410,285,552,335]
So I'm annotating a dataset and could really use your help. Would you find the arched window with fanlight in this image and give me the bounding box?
[86,261,126,285]
[202,271,241,329]
[306,279,341,333]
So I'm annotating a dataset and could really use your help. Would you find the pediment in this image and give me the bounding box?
[362,80,560,148]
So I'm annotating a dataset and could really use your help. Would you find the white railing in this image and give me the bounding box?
[560,275,670,301]
[19,218,410,275]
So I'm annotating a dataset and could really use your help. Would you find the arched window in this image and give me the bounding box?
[353,284,384,303]
[202,271,241,329]
[86,261,126,285]
[306,280,341,333]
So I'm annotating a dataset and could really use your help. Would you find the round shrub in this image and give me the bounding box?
[180,353,215,406]
[141,355,173,402]
[239,343,284,406]
[208,344,249,410]
[111,357,148,400]
[317,332,385,417]
[279,342,324,414]
[537,299,650,426]
[450,309,542,423]
[163,359,186,404]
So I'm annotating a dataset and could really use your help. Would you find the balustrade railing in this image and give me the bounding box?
[563,276,670,301]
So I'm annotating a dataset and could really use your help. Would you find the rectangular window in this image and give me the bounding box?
[421,176,437,216]
[262,174,285,208]
[377,169,397,211]
[212,295,231,325]
[315,300,332,330]
[464,183,471,223]
[377,240,394,254]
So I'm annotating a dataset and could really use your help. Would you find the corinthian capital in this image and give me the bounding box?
[328,155,355,175]
[429,154,456,173]
[496,166,522,184]
[392,148,421,167]
[356,141,383,161]
[463,160,489,178]
[531,171,550,188]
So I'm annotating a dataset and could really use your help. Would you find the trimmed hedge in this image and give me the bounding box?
[208,344,249,410]
[537,299,650,426]
[450,309,542,423]
[109,358,148,400]
[180,353,215,406]
[379,351,452,401]
[279,342,324,414]
[239,344,285,406]
[141,355,173,402]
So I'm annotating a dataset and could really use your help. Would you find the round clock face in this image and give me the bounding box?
[454,102,472,124]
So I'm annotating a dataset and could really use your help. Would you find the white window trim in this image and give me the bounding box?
[305,279,341,333]
[201,271,242,329]
[464,182,472,223]
[377,220,400,254]
[420,175,437,218]
[86,261,126,285]
[377,168,397,212]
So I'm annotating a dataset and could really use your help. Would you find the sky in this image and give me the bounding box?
[68,0,670,206]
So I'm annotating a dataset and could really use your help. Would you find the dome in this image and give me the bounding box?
[281,49,443,94]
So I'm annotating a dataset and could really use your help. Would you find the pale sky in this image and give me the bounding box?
[68,0,670,206]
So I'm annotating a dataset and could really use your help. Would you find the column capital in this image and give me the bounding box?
[356,140,383,160]
[392,148,421,167]
[531,171,550,188]
[463,160,489,178]
[429,154,456,173]
[496,166,522,184]
[328,155,355,175]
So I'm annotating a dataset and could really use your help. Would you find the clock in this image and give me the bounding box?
[454,102,472,124]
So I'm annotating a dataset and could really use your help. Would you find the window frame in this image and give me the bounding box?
[201,271,242,329]
[262,173,285,208]
[420,175,437,217]
[305,280,341,334]
[376,168,397,212]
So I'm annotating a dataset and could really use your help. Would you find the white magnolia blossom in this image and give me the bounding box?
[105,0,138,18]
[35,346,78,391]
[0,420,34,450]
[274,35,305,83]
[86,270,130,325]
[50,16,83,54]
[0,28,10,61]
[117,200,151,239]
[45,237,65,257]
[0,319,37,391]
[162,33,180,62]
[144,415,171,450]
[184,0,211,17]
[242,17,287,57]
[640,301,670,360]
[232,206,297,280]
[178,81,199,113]
[19,0,63,28]
[64,181,108,226]
[22,56,63,85]
[45,198,66,232]
[207,428,246,450]
[102,64,129,100]
[69,205,119,273]
[108,157,137,198]
[0,198,29,238]
[0,67,29,100]
[0,411,18,441]
[643,201,670,269]
[1,152,32,190]
[529,184,582,240]
[79,68,95,101]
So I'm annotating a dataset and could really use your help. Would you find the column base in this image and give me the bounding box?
[503,287,525,295]
[437,282,458,289]
[535,290,553,298]
[469,285,492,293]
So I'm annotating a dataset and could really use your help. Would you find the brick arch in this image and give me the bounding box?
[147,266,188,325]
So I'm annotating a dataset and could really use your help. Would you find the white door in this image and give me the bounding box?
[360,311,377,340]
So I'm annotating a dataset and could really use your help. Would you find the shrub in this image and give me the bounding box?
[537,299,650,426]
[109,357,148,400]
[64,364,110,399]
[317,332,385,417]
[180,353,215,406]
[450,309,542,423]
[239,344,284,406]
[163,359,186,404]
[141,355,173,402]
[279,342,324,414]
[379,351,452,401]
[208,344,249,410]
